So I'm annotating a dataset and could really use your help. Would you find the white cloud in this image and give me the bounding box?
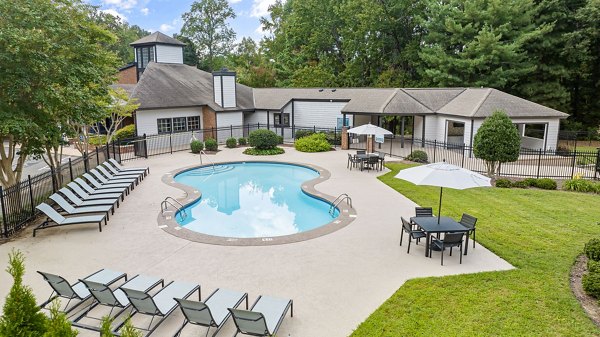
[101,8,128,22]
[229,0,243,3]
[140,7,149,15]
[250,0,278,18]
[102,0,138,10]
[159,23,174,32]
[255,24,266,36]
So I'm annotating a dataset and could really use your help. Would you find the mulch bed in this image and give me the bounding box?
[571,254,600,327]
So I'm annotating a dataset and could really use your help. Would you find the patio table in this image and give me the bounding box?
[410,216,470,257]
[355,153,379,171]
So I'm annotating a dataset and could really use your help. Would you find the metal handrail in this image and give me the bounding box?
[329,193,352,216]
[161,198,187,220]
[199,150,216,181]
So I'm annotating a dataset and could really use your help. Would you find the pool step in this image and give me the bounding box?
[186,165,234,176]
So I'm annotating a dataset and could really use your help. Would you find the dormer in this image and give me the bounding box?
[213,68,237,108]
[130,32,185,79]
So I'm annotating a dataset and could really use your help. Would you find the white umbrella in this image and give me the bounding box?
[347,123,392,136]
[395,161,491,223]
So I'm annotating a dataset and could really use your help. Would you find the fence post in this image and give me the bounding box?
[230,125,233,138]
[313,125,316,133]
[433,140,437,162]
[571,149,576,179]
[96,147,100,166]
[0,186,7,237]
[170,132,173,154]
[117,139,121,162]
[83,152,89,173]
[595,148,600,180]
[50,166,57,193]
[106,142,110,160]
[112,140,116,162]
[537,149,543,178]
[28,175,34,214]
[143,134,148,159]
[462,144,466,168]
[68,158,73,181]
[389,135,393,156]
[334,127,337,148]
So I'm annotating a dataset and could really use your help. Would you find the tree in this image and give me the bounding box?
[0,0,119,188]
[43,300,78,337]
[0,249,48,337]
[173,34,200,67]
[473,111,521,177]
[181,0,236,71]
[419,0,547,90]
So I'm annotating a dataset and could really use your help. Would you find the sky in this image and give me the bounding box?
[84,0,278,42]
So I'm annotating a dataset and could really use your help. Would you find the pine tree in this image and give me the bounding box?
[0,249,47,337]
[43,299,78,337]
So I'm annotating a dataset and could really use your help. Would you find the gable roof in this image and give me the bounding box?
[131,62,254,111]
[130,32,186,47]
[401,88,465,111]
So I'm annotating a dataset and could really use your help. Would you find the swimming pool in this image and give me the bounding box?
[174,162,339,238]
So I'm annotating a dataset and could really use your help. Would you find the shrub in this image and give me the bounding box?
[533,178,557,190]
[119,317,142,337]
[0,249,48,336]
[294,133,331,152]
[114,125,136,140]
[588,260,600,274]
[238,137,247,145]
[406,150,428,163]
[204,138,218,151]
[584,238,600,261]
[511,180,529,188]
[226,137,237,148]
[277,135,284,144]
[89,135,108,146]
[495,179,512,188]
[563,179,598,193]
[100,316,114,337]
[248,129,279,150]
[44,299,78,336]
[190,140,204,154]
[243,147,285,156]
[583,271,600,298]
[473,110,521,177]
[523,178,538,187]
[295,129,314,139]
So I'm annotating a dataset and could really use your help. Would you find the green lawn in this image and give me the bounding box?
[350,163,600,337]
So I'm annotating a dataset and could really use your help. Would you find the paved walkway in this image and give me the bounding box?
[0,147,513,337]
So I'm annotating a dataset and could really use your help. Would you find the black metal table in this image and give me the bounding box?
[355,153,380,171]
[410,216,470,257]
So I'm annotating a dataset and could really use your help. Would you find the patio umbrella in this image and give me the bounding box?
[347,123,392,136]
[394,161,491,223]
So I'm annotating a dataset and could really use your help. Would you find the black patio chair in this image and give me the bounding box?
[377,152,386,171]
[356,150,366,155]
[415,207,433,218]
[429,232,465,265]
[459,213,478,248]
[400,217,426,253]
[347,154,361,170]
[365,155,379,171]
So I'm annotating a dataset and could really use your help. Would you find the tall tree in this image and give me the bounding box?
[181,0,236,71]
[0,0,118,187]
[173,34,200,66]
[419,0,547,90]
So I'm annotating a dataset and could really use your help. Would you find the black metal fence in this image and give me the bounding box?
[1,146,109,237]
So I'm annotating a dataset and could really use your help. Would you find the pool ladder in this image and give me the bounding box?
[329,193,352,216]
[161,197,187,220]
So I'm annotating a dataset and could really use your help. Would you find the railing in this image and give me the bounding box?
[160,197,187,220]
[330,193,352,216]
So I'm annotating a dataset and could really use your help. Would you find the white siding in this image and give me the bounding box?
[216,111,244,141]
[213,76,222,106]
[293,101,349,128]
[245,110,268,125]
[413,115,438,140]
[436,116,472,145]
[222,76,236,108]
[136,107,202,136]
[471,117,560,150]
[155,45,183,64]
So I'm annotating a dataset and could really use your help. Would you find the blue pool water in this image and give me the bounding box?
[174,162,339,238]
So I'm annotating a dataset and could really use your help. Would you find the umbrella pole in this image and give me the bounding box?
[438,187,443,224]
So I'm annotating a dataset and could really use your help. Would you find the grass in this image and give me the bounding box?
[350,163,600,337]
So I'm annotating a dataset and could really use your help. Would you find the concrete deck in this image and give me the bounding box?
[0,147,513,337]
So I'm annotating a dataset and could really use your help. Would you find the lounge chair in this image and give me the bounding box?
[117,281,200,336]
[76,177,129,196]
[38,269,126,313]
[174,288,248,337]
[83,173,132,192]
[49,194,113,220]
[108,158,149,175]
[103,162,145,181]
[71,274,164,332]
[90,168,137,187]
[229,295,293,337]
[34,203,106,236]
[67,182,123,204]
[58,187,119,208]
[96,165,140,185]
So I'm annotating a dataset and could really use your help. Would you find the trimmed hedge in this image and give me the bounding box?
[115,125,136,140]
[248,129,279,150]
[294,133,331,152]
[495,179,512,188]
[238,137,247,145]
[583,272,600,298]
[243,147,285,156]
[533,178,557,190]
[190,140,204,153]
[495,178,557,190]
[204,138,218,151]
[583,238,600,299]
[585,238,600,261]
[226,137,237,148]
[406,150,428,163]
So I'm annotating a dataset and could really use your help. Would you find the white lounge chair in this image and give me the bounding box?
[229,295,293,337]
[34,203,106,236]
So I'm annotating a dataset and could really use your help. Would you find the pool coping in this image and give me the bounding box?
[159,160,357,246]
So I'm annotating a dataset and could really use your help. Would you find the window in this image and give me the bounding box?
[136,46,155,69]
[274,113,290,127]
[523,124,546,139]
[173,117,187,132]
[157,118,172,134]
[187,116,201,131]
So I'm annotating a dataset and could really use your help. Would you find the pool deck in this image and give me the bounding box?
[0,147,513,337]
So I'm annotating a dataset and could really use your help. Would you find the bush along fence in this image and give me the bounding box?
[350,136,600,180]
[1,146,109,237]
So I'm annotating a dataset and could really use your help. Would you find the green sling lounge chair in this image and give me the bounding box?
[72,274,164,332]
[34,203,107,236]
[67,182,123,204]
[90,168,137,187]
[38,269,126,314]
[59,187,118,208]
[173,288,248,337]
[96,165,140,185]
[83,173,132,191]
[103,162,145,181]
[117,281,200,336]
[49,194,113,220]
[109,158,149,175]
[76,177,129,196]
[228,295,293,337]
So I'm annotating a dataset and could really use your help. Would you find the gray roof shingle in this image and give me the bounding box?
[130,32,186,46]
